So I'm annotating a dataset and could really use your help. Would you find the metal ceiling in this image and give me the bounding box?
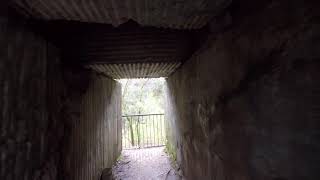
[72,26,192,64]
[87,62,181,79]
[34,21,200,78]
[77,25,190,79]
[11,0,230,29]
[10,1,214,78]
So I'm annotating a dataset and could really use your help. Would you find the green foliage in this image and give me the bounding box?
[116,154,122,161]
[119,78,165,115]
[165,140,177,166]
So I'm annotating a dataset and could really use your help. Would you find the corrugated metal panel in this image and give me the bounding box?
[11,0,231,29]
[67,76,121,180]
[86,62,182,79]
[74,29,190,64]
[37,22,195,65]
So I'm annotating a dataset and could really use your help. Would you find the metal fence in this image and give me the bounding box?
[122,114,165,149]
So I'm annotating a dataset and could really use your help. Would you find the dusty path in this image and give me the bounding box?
[112,147,181,180]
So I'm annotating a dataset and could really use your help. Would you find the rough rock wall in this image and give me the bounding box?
[62,71,122,180]
[166,0,320,179]
[1,16,65,180]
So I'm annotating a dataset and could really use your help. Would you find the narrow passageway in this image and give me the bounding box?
[112,147,181,180]
[4,1,320,179]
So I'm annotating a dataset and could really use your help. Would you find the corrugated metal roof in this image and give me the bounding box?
[86,62,181,79]
[33,20,199,64]
[75,28,187,78]
[11,0,230,29]
[75,28,191,64]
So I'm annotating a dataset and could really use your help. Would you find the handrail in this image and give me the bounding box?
[122,113,164,117]
[122,113,165,149]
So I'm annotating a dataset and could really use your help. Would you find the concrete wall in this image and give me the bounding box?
[1,14,122,180]
[1,16,65,179]
[63,73,122,180]
[166,0,320,179]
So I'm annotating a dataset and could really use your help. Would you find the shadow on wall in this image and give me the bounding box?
[1,14,67,179]
[165,0,320,179]
[1,13,122,179]
[62,68,122,180]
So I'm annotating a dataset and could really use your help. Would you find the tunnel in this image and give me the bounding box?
[1,0,320,179]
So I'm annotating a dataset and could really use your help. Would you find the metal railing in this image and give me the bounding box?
[122,114,165,149]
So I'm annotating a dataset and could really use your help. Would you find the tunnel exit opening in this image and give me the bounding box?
[118,78,167,150]
[112,78,179,180]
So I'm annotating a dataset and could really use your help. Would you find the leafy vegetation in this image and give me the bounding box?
[119,78,165,115]
[165,140,177,166]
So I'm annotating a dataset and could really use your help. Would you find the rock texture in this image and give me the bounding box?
[165,0,320,179]
[1,16,65,180]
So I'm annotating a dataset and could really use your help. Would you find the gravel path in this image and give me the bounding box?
[112,147,181,180]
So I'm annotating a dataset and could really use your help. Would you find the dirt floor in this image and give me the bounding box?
[112,147,181,180]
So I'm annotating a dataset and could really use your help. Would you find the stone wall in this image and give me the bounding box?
[165,0,320,179]
[1,16,65,179]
